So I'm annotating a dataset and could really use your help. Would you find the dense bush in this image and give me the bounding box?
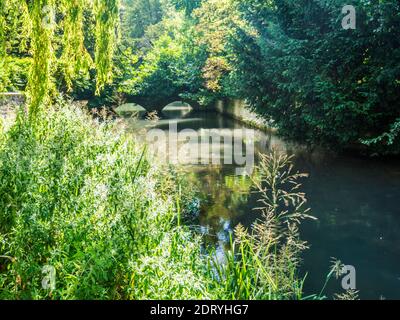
[119,11,212,107]
[0,102,216,299]
[0,57,31,92]
[230,0,400,153]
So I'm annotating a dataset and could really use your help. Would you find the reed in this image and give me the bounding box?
[211,151,316,300]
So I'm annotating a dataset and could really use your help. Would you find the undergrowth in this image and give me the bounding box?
[0,102,317,300]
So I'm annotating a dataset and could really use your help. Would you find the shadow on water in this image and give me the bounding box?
[118,103,400,300]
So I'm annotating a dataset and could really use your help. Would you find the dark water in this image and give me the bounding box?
[120,104,400,300]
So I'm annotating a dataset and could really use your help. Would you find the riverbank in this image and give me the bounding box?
[0,101,215,299]
[0,93,25,128]
[214,99,277,133]
[0,101,312,300]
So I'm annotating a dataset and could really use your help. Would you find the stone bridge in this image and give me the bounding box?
[0,92,26,120]
[124,95,216,113]
[0,92,218,116]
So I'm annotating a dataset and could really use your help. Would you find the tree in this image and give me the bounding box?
[122,0,165,41]
[119,10,210,107]
[171,0,202,16]
[0,0,121,118]
[230,0,400,153]
[193,0,250,93]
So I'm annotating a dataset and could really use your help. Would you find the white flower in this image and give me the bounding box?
[94,183,109,201]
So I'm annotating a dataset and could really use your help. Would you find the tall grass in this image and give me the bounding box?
[212,152,316,300]
[0,101,315,300]
[0,101,216,299]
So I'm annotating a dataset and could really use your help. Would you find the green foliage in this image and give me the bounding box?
[213,151,315,300]
[0,0,31,56]
[27,0,56,118]
[94,0,120,93]
[230,0,400,153]
[0,101,215,299]
[1,0,121,117]
[0,101,313,300]
[119,12,210,106]
[122,33,183,97]
[1,0,326,301]
[3,0,400,154]
[60,0,93,91]
[0,1,5,59]
[361,117,400,154]
[122,0,166,41]
[0,57,31,92]
[171,0,202,16]
[191,0,253,98]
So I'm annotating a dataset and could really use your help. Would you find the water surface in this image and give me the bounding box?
[120,103,400,300]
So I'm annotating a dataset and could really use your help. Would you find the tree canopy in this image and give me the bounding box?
[0,0,120,117]
[1,0,399,153]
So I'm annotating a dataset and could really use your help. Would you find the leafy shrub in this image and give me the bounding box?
[230,0,400,154]
[0,57,31,92]
[0,101,214,299]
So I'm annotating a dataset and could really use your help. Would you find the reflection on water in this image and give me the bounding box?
[119,104,400,300]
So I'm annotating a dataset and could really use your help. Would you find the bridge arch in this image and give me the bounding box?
[114,103,147,117]
[161,101,193,118]
[123,94,212,114]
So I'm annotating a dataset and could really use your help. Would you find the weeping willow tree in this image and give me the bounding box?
[94,0,120,94]
[0,2,5,58]
[27,0,55,118]
[0,1,8,93]
[1,1,31,93]
[60,0,93,91]
[0,0,120,118]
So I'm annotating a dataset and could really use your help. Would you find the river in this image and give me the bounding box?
[118,103,400,300]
